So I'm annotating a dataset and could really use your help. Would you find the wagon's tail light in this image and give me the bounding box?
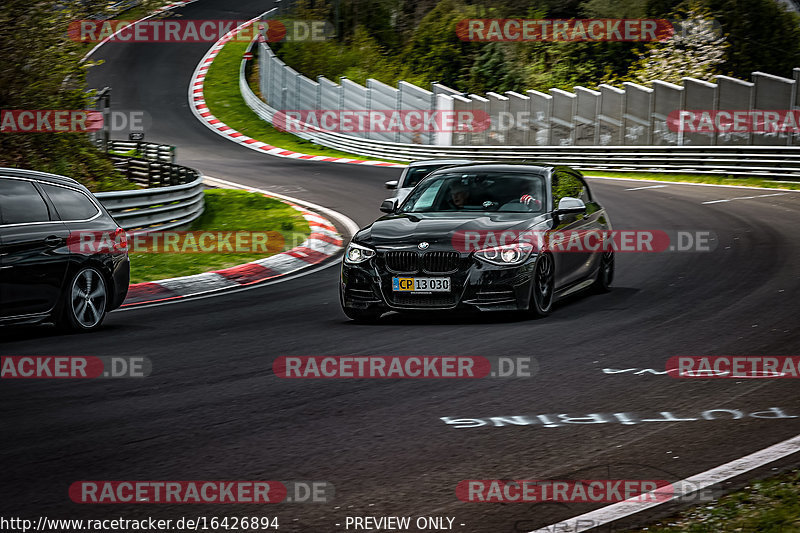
[474,242,534,266]
[113,228,129,253]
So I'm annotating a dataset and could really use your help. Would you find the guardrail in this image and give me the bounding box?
[108,155,195,188]
[95,139,204,232]
[96,175,205,232]
[240,45,800,180]
[107,140,176,163]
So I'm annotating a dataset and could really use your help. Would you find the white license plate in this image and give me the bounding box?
[392,277,450,293]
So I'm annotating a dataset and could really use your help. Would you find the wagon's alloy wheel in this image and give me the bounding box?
[67,268,108,330]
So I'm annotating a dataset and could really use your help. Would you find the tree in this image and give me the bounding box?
[400,0,481,91]
[626,4,728,84]
[0,0,145,190]
[701,0,800,78]
[469,43,526,93]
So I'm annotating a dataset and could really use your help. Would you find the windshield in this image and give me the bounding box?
[402,164,461,188]
[399,171,547,213]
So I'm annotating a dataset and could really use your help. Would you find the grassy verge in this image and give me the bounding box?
[581,171,800,190]
[129,189,310,283]
[203,36,406,163]
[625,469,800,532]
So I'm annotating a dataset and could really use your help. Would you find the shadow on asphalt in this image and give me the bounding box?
[0,322,132,344]
[340,286,640,326]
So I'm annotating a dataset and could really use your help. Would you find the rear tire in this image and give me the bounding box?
[58,266,108,332]
[342,306,383,323]
[528,253,554,317]
[592,250,614,293]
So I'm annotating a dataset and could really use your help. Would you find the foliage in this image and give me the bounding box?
[626,4,728,85]
[0,0,162,191]
[274,0,800,96]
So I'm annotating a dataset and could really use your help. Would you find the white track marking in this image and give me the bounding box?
[586,175,800,193]
[702,192,788,205]
[529,432,800,533]
[81,1,198,61]
[625,185,668,191]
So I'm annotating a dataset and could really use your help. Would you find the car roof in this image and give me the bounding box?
[429,163,553,175]
[407,159,474,167]
[0,167,85,189]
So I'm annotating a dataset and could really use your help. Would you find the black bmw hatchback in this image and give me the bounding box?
[0,169,129,332]
[340,164,613,322]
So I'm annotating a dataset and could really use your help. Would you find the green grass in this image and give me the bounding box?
[129,189,310,283]
[625,469,800,532]
[202,35,406,163]
[582,171,800,190]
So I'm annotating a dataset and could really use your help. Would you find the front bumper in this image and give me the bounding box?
[340,253,536,312]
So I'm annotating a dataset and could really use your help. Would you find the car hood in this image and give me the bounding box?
[356,212,549,249]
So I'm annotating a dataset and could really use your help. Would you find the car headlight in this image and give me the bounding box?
[474,243,534,266]
[345,242,376,264]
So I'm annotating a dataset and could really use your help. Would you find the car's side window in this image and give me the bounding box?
[40,183,99,221]
[551,169,585,208]
[0,178,51,225]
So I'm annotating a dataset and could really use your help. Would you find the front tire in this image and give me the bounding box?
[342,306,383,323]
[58,266,108,332]
[529,253,554,317]
[592,250,614,293]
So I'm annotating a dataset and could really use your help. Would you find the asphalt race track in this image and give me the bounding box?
[1,1,799,531]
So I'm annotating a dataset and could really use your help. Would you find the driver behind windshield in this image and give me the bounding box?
[445,182,471,209]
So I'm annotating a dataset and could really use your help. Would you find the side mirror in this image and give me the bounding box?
[380,198,399,213]
[554,197,586,215]
[385,180,398,190]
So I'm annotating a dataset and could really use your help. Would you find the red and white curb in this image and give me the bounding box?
[121,184,345,307]
[188,18,405,168]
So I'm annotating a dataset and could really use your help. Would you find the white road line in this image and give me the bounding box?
[585,175,800,193]
[529,432,800,533]
[702,192,788,205]
[81,1,198,61]
[625,185,668,191]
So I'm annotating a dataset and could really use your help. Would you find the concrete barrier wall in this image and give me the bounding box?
[257,38,800,147]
